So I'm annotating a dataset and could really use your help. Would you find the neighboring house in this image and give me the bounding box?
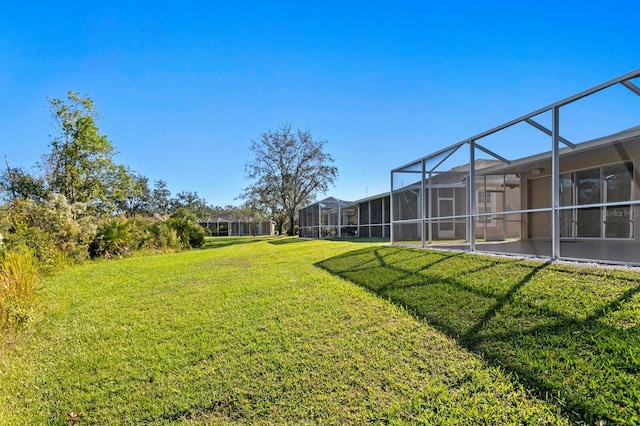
[198,215,276,237]
[298,197,358,239]
[299,195,392,239]
[300,69,640,265]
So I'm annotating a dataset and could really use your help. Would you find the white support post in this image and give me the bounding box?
[390,172,395,244]
[318,203,322,239]
[428,171,433,244]
[469,141,476,252]
[421,159,426,247]
[551,106,561,258]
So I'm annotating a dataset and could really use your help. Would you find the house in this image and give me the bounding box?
[300,68,640,265]
[389,69,640,264]
[198,215,276,237]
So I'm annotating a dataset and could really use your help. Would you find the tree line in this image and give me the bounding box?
[1,92,232,219]
[0,92,232,268]
[0,91,337,328]
[1,92,338,261]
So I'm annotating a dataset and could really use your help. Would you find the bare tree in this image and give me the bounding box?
[243,124,338,236]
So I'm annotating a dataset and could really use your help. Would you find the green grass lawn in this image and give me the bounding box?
[2,237,627,424]
[318,246,640,424]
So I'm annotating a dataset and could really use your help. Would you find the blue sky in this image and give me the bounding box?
[1,1,639,207]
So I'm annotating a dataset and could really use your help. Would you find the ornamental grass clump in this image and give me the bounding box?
[0,249,39,328]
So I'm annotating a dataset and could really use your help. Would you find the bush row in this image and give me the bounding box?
[0,195,206,270]
[88,214,205,259]
[0,196,206,331]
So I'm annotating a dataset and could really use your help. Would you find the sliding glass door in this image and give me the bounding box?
[560,161,634,239]
[604,162,634,239]
[576,168,602,238]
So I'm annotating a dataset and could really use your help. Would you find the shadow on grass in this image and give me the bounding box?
[268,237,305,245]
[202,236,270,250]
[317,246,640,424]
[325,237,390,244]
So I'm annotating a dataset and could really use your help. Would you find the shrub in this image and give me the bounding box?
[89,217,133,258]
[145,221,180,251]
[187,223,205,248]
[89,217,185,258]
[166,209,205,249]
[125,217,181,252]
[0,194,96,270]
[0,249,39,328]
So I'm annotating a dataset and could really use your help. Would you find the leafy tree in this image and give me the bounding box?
[0,163,47,203]
[0,91,219,265]
[243,124,338,236]
[208,204,233,217]
[116,173,153,217]
[169,191,213,219]
[42,91,133,214]
[150,180,171,216]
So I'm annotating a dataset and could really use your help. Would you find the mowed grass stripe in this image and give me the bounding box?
[1,237,566,424]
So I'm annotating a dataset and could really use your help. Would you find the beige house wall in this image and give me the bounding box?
[526,176,551,239]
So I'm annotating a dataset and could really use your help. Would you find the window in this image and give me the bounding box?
[560,161,634,239]
[477,190,489,204]
[576,168,601,238]
[559,174,574,238]
[604,162,634,238]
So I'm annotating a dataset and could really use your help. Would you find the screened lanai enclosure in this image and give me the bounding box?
[298,197,359,238]
[355,194,391,238]
[391,68,640,265]
[299,195,391,239]
[198,216,276,236]
[392,159,521,243]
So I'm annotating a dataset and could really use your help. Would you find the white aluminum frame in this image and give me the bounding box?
[391,68,640,261]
